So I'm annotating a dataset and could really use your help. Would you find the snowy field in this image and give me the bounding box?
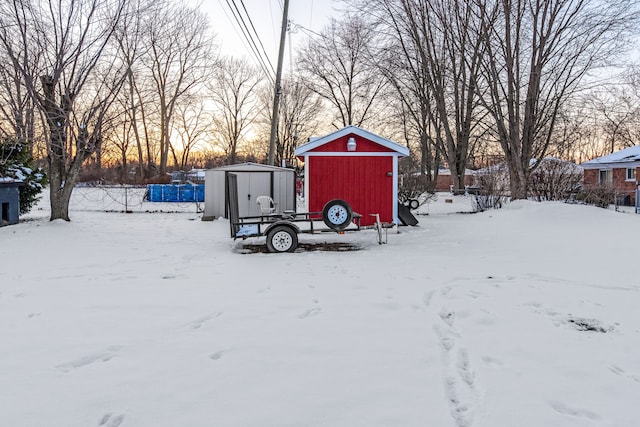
[1,189,639,427]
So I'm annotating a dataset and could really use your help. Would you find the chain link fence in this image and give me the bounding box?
[55,185,203,213]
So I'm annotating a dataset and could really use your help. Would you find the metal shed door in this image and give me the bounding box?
[236,172,273,217]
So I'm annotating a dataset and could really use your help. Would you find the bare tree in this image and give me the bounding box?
[257,75,323,167]
[374,21,440,184]
[113,0,155,180]
[478,0,638,199]
[297,14,387,129]
[587,83,640,154]
[145,2,214,175]
[0,45,39,152]
[170,97,209,170]
[0,0,129,220]
[208,57,262,165]
[378,0,485,190]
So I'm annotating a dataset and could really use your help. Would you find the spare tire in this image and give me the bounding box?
[322,199,353,231]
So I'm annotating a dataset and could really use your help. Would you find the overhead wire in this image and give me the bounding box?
[222,0,276,83]
[239,0,276,75]
[227,0,275,78]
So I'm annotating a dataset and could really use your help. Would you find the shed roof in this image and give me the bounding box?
[0,177,23,187]
[294,125,410,157]
[581,146,640,169]
[206,162,295,173]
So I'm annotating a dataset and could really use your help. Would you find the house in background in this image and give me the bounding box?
[434,168,477,192]
[581,146,640,205]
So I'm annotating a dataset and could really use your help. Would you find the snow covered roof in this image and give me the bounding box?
[0,176,23,185]
[475,158,582,174]
[426,168,477,176]
[581,146,640,169]
[294,125,410,157]
[206,162,294,172]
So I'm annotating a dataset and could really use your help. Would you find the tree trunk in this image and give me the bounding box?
[507,160,528,199]
[49,185,72,221]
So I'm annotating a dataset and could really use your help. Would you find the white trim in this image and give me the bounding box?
[392,156,399,224]
[625,167,636,182]
[294,125,410,157]
[582,160,640,170]
[301,152,404,157]
[303,157,309,212]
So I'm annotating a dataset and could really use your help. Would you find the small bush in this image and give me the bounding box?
[473,164,509,211]
[576,185,616,208]
[398,173,436,204]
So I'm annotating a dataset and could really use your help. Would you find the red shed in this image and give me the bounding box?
[295,126,410,226]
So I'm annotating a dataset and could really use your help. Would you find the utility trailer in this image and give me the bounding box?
[226,173,387,253]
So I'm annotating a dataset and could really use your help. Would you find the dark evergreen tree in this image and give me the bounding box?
[0,139,48,214]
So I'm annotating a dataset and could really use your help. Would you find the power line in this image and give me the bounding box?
[222,0,275,82]
[226,0,274,77]
[239,0,276,75]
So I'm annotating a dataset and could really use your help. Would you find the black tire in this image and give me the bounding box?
[322,199,353,231]
[409,198,419,209]
[266,225,298,253]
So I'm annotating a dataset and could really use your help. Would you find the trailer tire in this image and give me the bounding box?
[322,199,353,231]
[409,198,419,209]
[266,225,298,253]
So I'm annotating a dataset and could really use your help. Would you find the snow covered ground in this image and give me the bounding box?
[1,190,639,427]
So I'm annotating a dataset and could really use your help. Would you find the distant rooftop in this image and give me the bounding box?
[581,146,640,168]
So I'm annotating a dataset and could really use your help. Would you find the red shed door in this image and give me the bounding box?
[308,156,393,226]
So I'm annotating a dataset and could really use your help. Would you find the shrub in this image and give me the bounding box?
[0,139,48,214]
[576,184,616,208]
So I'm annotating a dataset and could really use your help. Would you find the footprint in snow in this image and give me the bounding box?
[457,348,475,388]
[444,376,473,427]
[187,312,222,330]
[99,413,125,427]
[609,365,640,383]
[548,400,601,421]
[298,307,322,319]
[57,346,122,372]
[433,324,456,352]
[439,308,455,326]
[467,290,486,299]
[481,355,504,367]
[209,351,225,361]
[422,291,435,307]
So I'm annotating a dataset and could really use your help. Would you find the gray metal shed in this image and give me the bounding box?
[203,163,296,220]
[0,180,23,227]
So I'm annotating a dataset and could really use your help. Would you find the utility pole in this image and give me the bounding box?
[267,0,289,166]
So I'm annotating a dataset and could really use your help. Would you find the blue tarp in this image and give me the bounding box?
[147,184,204,202]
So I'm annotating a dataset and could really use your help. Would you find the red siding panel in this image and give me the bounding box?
[308,156,393,226]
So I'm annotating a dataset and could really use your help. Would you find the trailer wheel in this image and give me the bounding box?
[409,198,419,209]
[322,199,353,231]
[266,225,298,253]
